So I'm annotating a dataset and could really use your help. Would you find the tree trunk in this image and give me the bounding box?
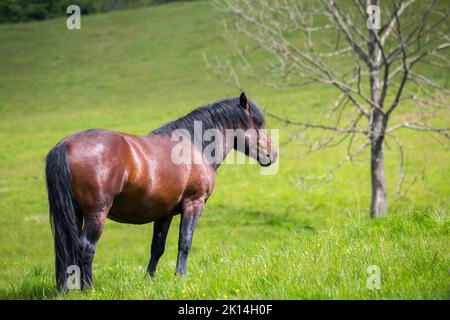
[367,9,387,217]
[370,129,387,217]
[369,68,387,217]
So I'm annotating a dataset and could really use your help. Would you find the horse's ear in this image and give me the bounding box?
[239,92,249,111]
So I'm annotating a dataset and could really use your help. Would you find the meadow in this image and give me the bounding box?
[0,1,448,299]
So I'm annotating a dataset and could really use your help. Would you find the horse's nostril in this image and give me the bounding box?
[266,153,270,158]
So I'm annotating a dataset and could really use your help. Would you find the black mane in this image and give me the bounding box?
[150,97,265,139]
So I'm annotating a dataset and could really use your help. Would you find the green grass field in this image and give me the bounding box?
[0,1,449,299]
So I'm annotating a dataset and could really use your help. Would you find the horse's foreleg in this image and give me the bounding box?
[175,200,204,276]
[80,209,107,289]
[147,215,173,277]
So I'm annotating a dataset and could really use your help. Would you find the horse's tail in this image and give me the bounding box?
[45,143,82,292]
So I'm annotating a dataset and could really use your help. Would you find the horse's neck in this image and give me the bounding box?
[204,129,234,171]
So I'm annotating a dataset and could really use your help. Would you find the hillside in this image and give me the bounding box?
[0,1,448,299]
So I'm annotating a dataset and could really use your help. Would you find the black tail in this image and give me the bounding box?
[45,144,82,292]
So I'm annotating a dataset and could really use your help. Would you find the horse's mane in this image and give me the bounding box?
[150,97,265,139]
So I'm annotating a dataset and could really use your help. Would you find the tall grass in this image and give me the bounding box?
[0,1,448,299]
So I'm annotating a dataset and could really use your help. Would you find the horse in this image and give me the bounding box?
[45,92,278,292]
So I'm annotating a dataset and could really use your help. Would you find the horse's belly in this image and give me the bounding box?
[108,188,183,224]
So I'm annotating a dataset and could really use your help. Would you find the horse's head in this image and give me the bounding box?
[234,92,278,167]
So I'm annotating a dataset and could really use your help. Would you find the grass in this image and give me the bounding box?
[2,210,449,299]
[0,1,449,299]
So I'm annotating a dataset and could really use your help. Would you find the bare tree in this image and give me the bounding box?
[207,0,450,217]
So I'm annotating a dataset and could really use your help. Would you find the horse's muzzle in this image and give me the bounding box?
[259,151,278,167]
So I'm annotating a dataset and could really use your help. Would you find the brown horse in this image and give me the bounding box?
[45,92,277,291]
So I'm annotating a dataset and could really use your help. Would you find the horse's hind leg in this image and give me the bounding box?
[147,215,173,277]
[80,207,109,289]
